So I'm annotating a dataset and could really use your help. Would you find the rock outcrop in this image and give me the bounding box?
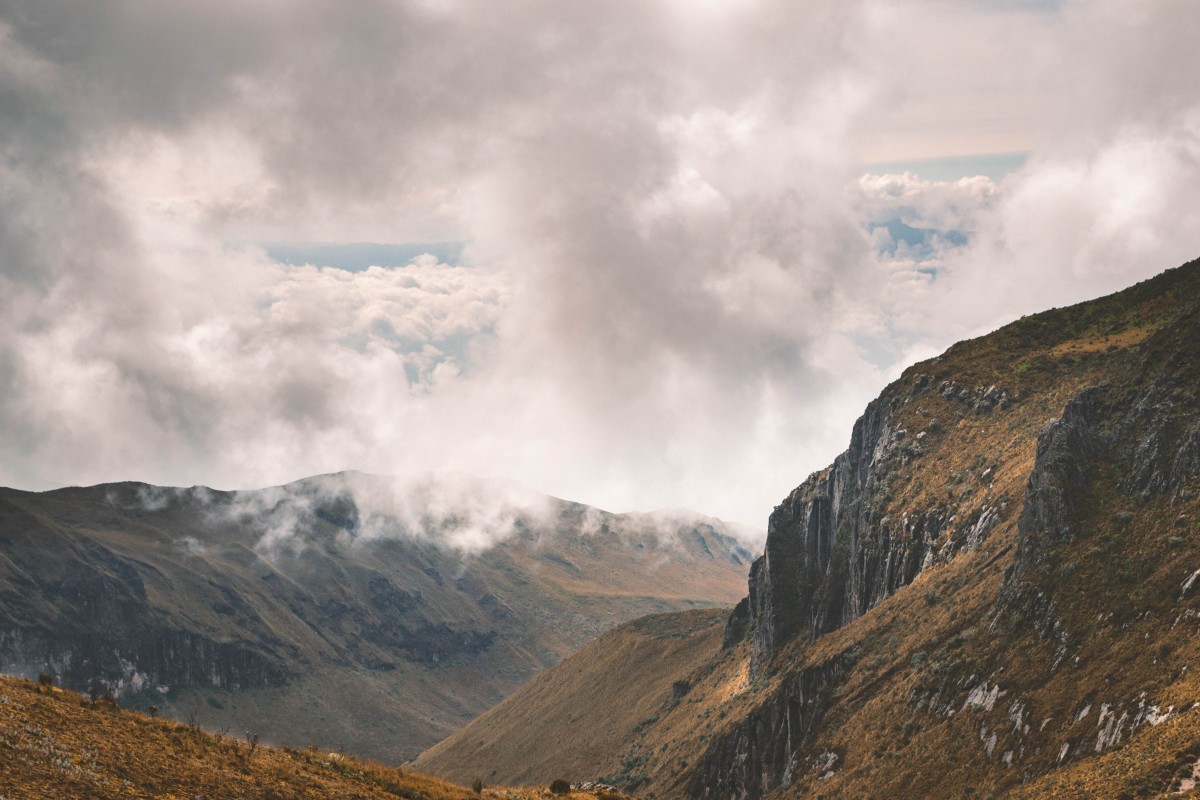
[1010,308,1200,584]
[748,394,906,673]
[691,654,853,800]
[1010,385,1109,574]
[746,380,1001,673]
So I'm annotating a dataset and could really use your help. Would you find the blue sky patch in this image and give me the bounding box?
[262,241,465,271]
[869,219,969,261]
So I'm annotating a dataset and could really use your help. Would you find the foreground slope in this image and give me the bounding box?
[0,472,754,762]
[0,673,637,800]
[415,257,1200,799]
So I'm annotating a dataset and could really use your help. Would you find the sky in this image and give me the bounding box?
[2,0,1199,527]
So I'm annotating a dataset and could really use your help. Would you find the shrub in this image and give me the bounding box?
[37,672,53,688]
[633,715,659,734]
[550,779,572,794]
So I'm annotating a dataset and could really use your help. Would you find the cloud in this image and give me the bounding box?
[131,471,763,559]
[853,172,999,233]
[1,0,1200,528]
[211,472,556,557]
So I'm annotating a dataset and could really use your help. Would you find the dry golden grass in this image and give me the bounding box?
[0,674,635,800]
[1005,703,1200,799]
[413,608,735,791]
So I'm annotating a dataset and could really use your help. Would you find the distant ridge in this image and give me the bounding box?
[0,471,754,762]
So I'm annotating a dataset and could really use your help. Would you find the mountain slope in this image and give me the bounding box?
[412,257,1200,799]
[0,672,640,800]
[413,608,733,787]
[0,471,754,763]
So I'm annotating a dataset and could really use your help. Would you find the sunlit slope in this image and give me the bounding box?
[0,672,642,800]
[414,609,737,789]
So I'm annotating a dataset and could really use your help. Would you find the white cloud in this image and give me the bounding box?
[1,0,1199,527]
[853,172,999,232]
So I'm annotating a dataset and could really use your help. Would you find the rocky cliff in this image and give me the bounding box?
[747,371,1013,675]
[696,258,1200,799]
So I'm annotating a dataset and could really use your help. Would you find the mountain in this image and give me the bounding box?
[0,471,754,763]
[0,672,641,800]
[412,257,1200,799]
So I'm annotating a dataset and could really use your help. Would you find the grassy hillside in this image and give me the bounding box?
[0,472,753,763]
[411,258,1200,799]
[414,609,736,788]
[0,672,640,800]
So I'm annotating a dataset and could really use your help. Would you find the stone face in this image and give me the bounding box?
[1012,386,1109,573]
[746,391,942,674]
[691,655,852,800]
[1011,310,1200,581]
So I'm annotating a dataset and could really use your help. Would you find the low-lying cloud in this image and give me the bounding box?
[105,471,763,559]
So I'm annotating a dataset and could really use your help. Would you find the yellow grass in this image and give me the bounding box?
[0,674,635,800]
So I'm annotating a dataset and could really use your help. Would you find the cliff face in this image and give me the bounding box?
[747,377,1011,674]
[690,654,853,800]
[749,266,1200,678]
[1014,308,1200,571]
[695,258,1200,800]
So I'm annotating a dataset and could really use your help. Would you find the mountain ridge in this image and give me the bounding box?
[0,471,754,763]
[414,256,1200,799]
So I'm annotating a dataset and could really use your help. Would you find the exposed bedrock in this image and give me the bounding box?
[691,655,852,800]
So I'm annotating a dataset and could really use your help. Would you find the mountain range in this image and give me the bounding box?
[0,470,754,762]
